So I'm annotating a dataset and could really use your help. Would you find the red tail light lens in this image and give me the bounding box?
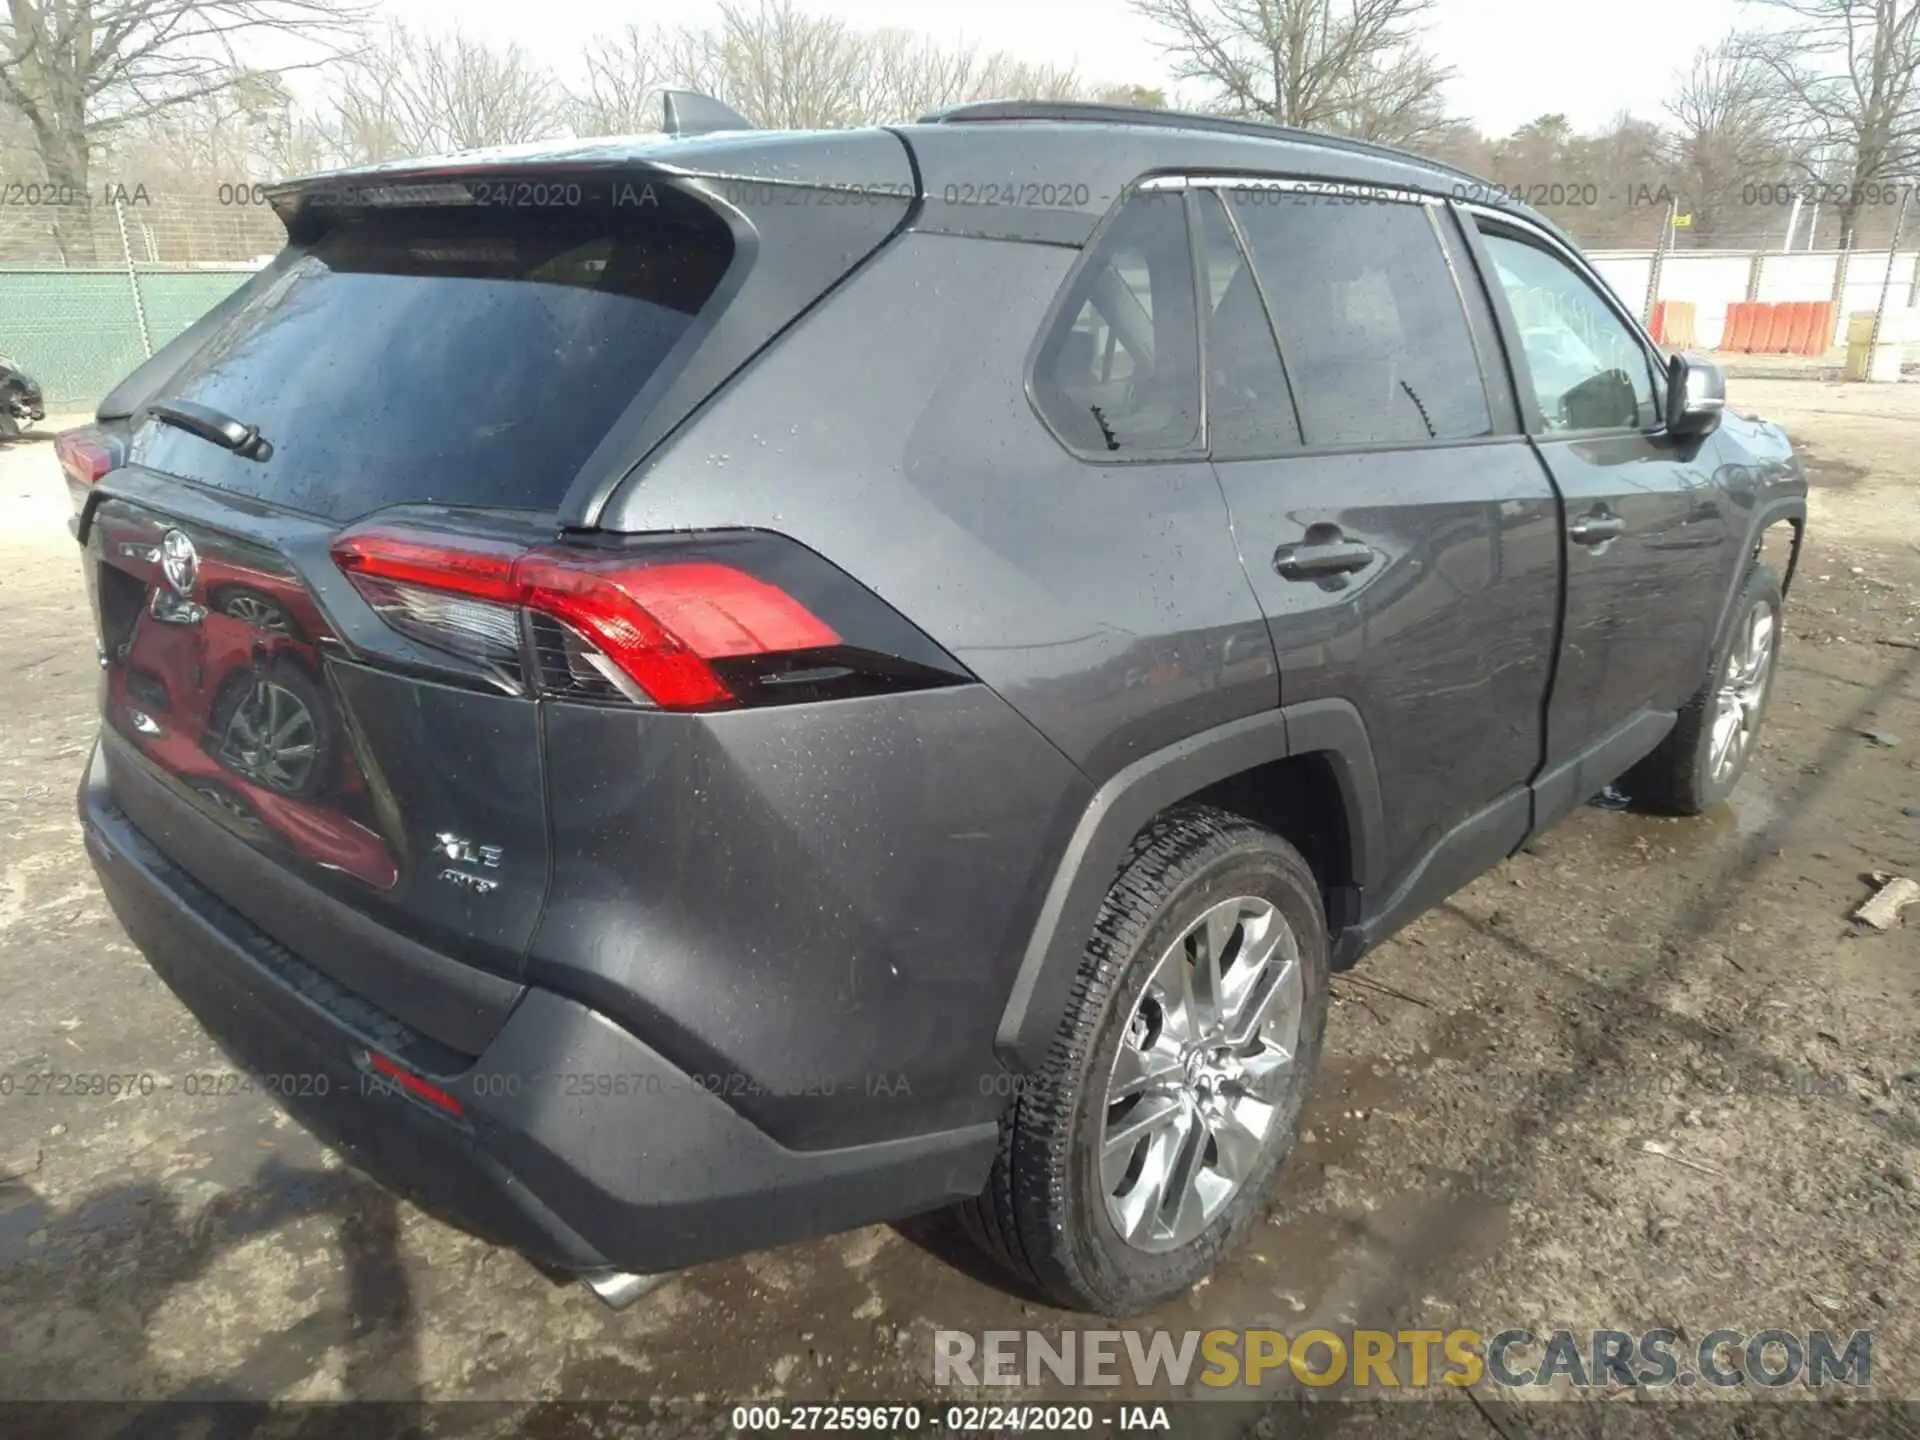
[332,526,841,710]
[328,528,522,603]
[517,554,838,708]
[55,426,119,515]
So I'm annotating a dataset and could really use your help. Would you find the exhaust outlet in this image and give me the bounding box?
[580,1269,669,1309]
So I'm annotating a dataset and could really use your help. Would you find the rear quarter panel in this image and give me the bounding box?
[596,230,1277,780]
[569,231,1278,1143]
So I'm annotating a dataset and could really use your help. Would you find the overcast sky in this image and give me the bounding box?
[377,0,1750,135]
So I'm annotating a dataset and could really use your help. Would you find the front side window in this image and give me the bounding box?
[1229,192,1492,447]
[1477,229,1659,433]
[1032,195,1200,456]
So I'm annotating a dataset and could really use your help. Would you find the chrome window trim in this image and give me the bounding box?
[1142,173,1442,207]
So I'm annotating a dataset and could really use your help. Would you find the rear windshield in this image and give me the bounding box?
[129,183,734,521]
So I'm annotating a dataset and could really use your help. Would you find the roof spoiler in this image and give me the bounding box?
[656,89,757,137]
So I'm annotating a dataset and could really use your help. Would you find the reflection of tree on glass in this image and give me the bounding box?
[1480,234,1659,432]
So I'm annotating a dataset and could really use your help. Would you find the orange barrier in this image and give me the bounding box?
[1783,301,1816,356]
[1760,304,1790,352]
[1721,302,1757,352]
[1714,299,1836,355]
[1810,300,1838,351]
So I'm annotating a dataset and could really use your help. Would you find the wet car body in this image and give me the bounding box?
[65,102,1806,1292]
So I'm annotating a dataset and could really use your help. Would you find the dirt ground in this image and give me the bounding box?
[0,380,1915,1432]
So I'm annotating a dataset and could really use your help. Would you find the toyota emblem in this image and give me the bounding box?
[160,529,198,596]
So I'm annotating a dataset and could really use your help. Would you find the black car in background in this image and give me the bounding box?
[64,96,1805,1316]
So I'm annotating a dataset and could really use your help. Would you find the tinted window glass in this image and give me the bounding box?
[1478,230,1658,432]
[1195,191,1300,459]
[1230,193,1492,447]
[131,187,734,521]
[1033,195,1200,455]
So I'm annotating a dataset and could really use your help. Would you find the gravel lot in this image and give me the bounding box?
[0,380,1915,1432]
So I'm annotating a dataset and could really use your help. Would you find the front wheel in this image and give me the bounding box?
[1630,563,1784,814]
[962,805,1329,1314]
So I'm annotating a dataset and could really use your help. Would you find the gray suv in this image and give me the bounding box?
[68,98,1806,1316]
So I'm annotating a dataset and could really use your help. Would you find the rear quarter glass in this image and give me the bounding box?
[124,183,734,522]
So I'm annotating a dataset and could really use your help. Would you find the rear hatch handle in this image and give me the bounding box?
[145,399,274,462]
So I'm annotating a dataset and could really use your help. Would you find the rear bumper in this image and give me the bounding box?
[80,742,996,1276]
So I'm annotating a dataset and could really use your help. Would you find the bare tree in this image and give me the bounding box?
[858,27,992,119]
[565,2,1093,134]
[566,22,670,137]
[329,23,562,165]
[1128,0,1453,144]
[0,0,363,260]
[1738,0,1920,245]
[972,53,1087,105]
[1666,40,1793,244]
[695,0,866,129]
[1095,84,1169,107]
[246,78,338,178]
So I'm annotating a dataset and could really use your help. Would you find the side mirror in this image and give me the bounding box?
[1666,353,1725,438]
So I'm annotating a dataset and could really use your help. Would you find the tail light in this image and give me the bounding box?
[55,426,120,516]
[331,523,970,711]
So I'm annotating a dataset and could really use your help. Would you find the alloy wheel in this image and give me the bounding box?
[1710,599,1776,783]
[1100,895,1304,1253]
[221,593,294,635]
[217,678,319,793]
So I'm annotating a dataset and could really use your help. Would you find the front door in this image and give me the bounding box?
[1465,215,1731,795]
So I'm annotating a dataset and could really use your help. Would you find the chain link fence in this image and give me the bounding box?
[1,190,273,408]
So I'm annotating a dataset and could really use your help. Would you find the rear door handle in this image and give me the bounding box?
[1569,515,1625,546]
[1274,536,1375,582]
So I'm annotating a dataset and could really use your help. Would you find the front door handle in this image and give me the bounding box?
[1569,515,1625,546]
[1274,535,1376,582]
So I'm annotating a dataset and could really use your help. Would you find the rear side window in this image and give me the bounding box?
[129,185,734,521]
[1031,195,1200,456]
[1194,191,1300,459]
[1230,193,1492,447]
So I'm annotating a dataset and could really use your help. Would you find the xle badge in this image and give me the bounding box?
[435,833,503,894]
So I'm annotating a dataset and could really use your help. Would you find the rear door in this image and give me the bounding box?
[1190,179,1563,918]
[80,177,744,1052]
[1462,211,1729,784]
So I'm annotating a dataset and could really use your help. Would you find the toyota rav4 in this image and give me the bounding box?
[69,97,1806,1316]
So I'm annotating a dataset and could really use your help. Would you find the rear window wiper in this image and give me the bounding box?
[145,400,274,462]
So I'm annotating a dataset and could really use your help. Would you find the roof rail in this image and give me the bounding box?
[656,89,756,138]
[920,100,1487,188]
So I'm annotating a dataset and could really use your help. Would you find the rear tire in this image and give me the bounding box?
[1629,563,1783,814]
[962,805,1329,1314]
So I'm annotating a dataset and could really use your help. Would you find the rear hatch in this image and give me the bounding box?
[75,146,915,1056]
